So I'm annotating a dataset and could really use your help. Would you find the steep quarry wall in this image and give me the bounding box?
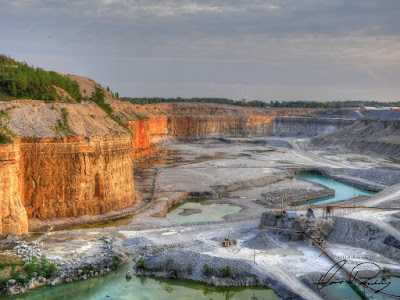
[274,117,354,137]
[19,136,135,219]
[128,116,169,159]
[0,102,136,235]
[168,116,275,139]
[131,102,318,117]
[114,102,354,140]
[0,143,28,235]
[148,116,169,143]
[310,118,400,157]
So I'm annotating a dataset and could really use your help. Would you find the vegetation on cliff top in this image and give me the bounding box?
[91,85,128,130]
[0,109,13,144]
[54,107,76,136]
[121,97,268,107]
[0,55,82,102]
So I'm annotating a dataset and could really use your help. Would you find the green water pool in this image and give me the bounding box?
[0,261,279,300]
[296,174,375,205]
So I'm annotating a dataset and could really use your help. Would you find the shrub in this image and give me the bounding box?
[219,266,235,278]
[112,256,121,268]
[202,264,213,277]
[23,256,36,274]
[23,255,57,279]
[90,85,128,129]
[0,110,12,144]
[55,107,75,136]
[136,258,148,270]
[0,132,12,144]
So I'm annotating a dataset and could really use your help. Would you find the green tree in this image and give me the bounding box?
[91,85,105,104]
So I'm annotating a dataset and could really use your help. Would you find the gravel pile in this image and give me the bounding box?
[340,168,400,186]
[259,186,334,207]
[123,239,214,255]
[263,138,294,149]
[243,231,282,250]
[122,236,155,247]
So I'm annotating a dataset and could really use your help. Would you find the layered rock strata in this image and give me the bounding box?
[20,136,135,219]
[310,118,400,157]
[274,116,354,137]
[0,142,28,235]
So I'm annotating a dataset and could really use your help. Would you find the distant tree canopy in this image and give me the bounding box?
[120,97,400,109]
[120,97,268,107]
[0,55,82,102]
[91,85,113,114]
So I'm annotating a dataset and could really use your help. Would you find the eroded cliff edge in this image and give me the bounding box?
[0,102,135,235]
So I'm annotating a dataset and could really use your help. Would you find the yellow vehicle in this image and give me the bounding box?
[222,237,237,247]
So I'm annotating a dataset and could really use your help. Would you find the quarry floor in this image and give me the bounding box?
[9,137,400,299]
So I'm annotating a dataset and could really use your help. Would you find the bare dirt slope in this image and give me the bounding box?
[0,101,127,138]
[68,74,116,103]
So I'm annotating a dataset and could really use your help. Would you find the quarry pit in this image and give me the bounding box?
[2,100,400,299]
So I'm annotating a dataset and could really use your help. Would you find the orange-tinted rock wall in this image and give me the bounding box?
[128,116,168,159]
[168,116,274,139]
[19,136,135,219]
[0,142,28,236]
[148,116,169,143]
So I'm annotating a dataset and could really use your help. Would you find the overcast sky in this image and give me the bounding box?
[1,0,399,101]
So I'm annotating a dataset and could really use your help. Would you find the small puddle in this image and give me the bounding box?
[166,199,241,223]
[55,214,134,231]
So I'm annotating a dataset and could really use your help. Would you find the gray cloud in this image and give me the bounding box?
[0,0,399,100]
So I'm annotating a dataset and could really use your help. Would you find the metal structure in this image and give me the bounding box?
[322,206,400,218]
[262,225,400,299]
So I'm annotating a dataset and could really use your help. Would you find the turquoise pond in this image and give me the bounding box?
[321,276,400,300]
[296,174,375,205]
[0,261,279,300]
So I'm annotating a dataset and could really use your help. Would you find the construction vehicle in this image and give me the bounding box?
[222,237,237,247]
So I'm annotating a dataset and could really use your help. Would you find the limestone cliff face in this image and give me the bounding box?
[168,116,275,139]
[0,102,135,235]
[148,116,169,143]
[128,116,168,159]
[20,136,135,218]
[0,142,28,235]
[274,116,354,137]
